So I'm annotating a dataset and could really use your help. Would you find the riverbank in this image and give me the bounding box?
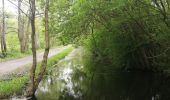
[0,47,73,99]
[7,47,170,100]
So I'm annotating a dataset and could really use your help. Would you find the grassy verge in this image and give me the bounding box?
[0,47,73,98]
[0,46,64,62]
[0,51,32,62]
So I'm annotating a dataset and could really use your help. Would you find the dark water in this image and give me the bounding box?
[13,49,170,100]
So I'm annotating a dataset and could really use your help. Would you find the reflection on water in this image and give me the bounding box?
[12,48,170,100]
[35,48,85,100]
[34,48,170,100]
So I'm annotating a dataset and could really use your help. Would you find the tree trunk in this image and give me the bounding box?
[27,0,37,97]
[1,0,7,56]
[27,0,50,97]
[25,15,31,51]
[35,32,40,49]
[35,0,50,89]
[18,0,25,53]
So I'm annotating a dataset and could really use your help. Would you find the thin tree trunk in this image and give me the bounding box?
[1,0,7,56]
[25,15,31,51]
[27,0,37,97]
[35,32,40,49]
[27,0,50,97]
[35,0,50,90]
[18,0,25,53]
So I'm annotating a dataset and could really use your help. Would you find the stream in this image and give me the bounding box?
[12,48,170,100]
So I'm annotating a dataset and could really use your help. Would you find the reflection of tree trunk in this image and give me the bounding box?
[18,0,25,53]
[1,0,7,56]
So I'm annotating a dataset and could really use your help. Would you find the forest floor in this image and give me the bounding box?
[0,45,71,79]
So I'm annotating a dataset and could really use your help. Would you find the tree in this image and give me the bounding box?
[51,0,170,71]
[27,0,50,97]
[1,0,7,56]
[18,0,26,53]
[34,0,50,92]
[24,10,31,51]
[152,0,170,30]
[27,0,37,97]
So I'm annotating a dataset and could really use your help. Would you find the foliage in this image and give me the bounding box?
[49,0,170,73]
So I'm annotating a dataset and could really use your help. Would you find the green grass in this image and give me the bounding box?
[0,45,64,62]
[36,46,73,73]
[0,76,29,98]
[0,46,47,63]
[0,31,31,62]
[1,28,62,62]
[0,47,73,98]
[0,51,32,62]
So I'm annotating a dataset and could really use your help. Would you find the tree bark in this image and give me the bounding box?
[35,0,50,89]
[27,0,37,97]
[18,0,26,53]
[35,32,40,49]
[25,14,31,51]
[1,0,7,56]
[27,0,50,97]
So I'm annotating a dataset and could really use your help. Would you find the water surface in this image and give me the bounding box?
[12,48,170,100]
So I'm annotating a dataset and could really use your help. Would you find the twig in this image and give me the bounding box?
[7,0,30,18]
[147,47,170,58]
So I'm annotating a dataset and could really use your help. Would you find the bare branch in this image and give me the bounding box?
[7,0,30,18]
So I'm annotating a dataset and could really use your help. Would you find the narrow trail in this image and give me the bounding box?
[0,46,70,77]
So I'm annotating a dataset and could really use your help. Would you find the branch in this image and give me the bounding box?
[7,0,30,18]
[147,47,170,58]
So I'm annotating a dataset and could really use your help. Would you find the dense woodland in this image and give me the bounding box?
[1,0,170,99]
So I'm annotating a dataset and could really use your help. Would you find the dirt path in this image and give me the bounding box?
[0,46,71,78]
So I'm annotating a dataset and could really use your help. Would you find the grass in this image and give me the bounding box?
[0,76,28,98]
[36,46,73,73]
[0,45,64,62]
[1,26,63,62]
[0,47,73,98]
[0,31,31,62]
[0,51,32,62]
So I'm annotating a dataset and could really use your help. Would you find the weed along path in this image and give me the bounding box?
[0,46,71,78]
